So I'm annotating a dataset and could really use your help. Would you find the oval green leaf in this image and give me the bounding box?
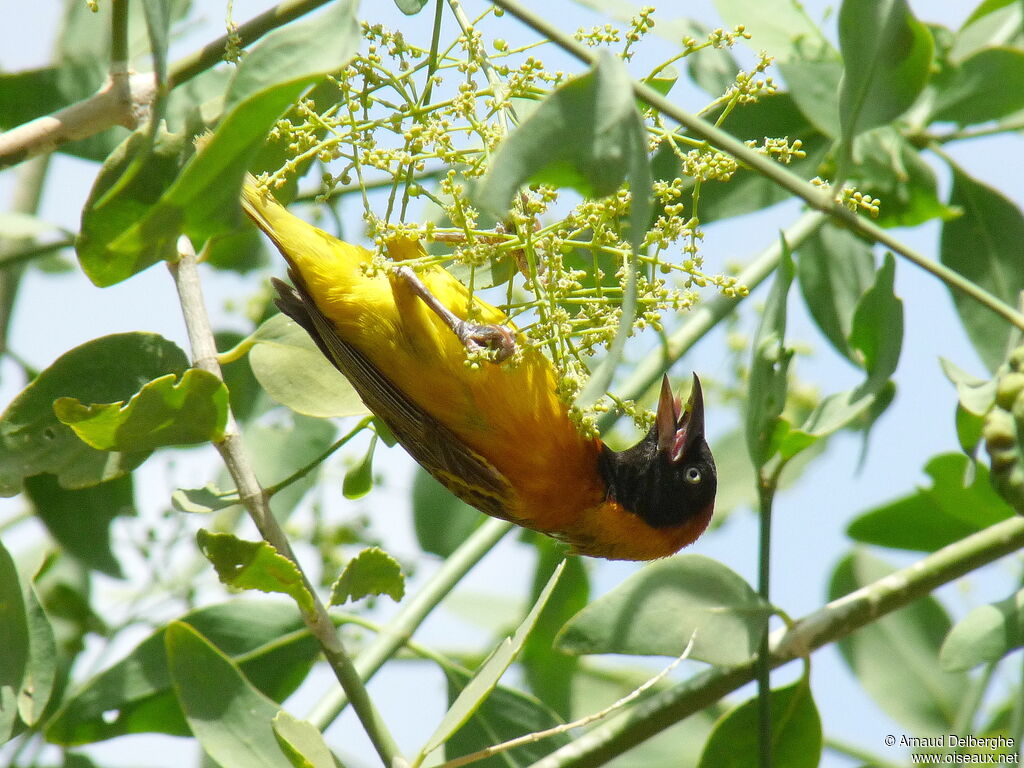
[940,165,1024,373]
[698,680,822,768]
[328,546,405,606]
[250,314,368,419]
[166,622,294,768]
[0,332,187,496]
[837,0,933,139]
[848,453,1013,552]
[197,530,314,615]
[555,555,770,666]
[940,589,1024,671]
[830,549,966,734]
[272,711,337,768]
[54,368,228,452]
[46,599,317,745]
[931,47,1024,125]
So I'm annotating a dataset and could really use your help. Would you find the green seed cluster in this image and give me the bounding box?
[984,347,1024,513]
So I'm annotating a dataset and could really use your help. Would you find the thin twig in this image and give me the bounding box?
[167,236,402,767]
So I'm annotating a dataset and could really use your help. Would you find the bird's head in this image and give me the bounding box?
[599,373,717,531]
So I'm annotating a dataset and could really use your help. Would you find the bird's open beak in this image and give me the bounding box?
[656,373,706,462]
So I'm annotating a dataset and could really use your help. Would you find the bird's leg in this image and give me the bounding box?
[394,266,516,363]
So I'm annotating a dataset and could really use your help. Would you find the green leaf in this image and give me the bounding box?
[0,332,187,496]
[249,314,368,419]
[420,561,565,759]
[243,413,339,520]
[394,0,429,13]
[837,0,933,140]
[19,580,57,729]
[412,465,484,558]
[25,473,134,577]
[849,253,903,390]
[931,47,1024,125]
[329,547,405,605]
[171,483,237,514]
[940,589,1024,671]
[778,59,843,138]
[476,51,652,254]
[342,433,376,500]
[522,539,589,719]
[47,599,317,744]
[555,555,770,666]
[53,369,228,452]
[172,0,361,245]
[746,245,794,468]
[166,622,295,768]
[784,252,903,448]
[272,711,337,768]
[698,680,822,768]
[442,666,568,766]
[942,356,996,454]
[0,539,29,741]
[796,224,877,361]
[848,453,1013,552]
[940,166,1024,373]
[76,126,193,287]
[952,0,1024,61]
[830,549,967,734]
[714,0,834,62]
[197,530,315,615]
[940,357,997,416]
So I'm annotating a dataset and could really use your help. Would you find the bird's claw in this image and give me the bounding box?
[457,321,516,363]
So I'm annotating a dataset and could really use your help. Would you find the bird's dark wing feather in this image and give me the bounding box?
[272,273,516,522]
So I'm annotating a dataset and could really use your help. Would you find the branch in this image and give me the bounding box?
[528,515,1024,767]
[167,237,402,767]
[0,71,156,170]
[489,0,1024,336]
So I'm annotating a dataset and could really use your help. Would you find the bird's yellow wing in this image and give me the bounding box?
[273,271,517,521]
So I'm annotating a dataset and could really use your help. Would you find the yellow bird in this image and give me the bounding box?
[241,179,716,560]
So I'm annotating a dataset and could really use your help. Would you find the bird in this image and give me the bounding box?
[240,178,717,560]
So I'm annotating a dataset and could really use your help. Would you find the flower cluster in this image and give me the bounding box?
[253,7,843,428]
[812,178,882,217]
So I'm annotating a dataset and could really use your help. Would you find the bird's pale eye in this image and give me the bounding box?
[684,466,701,484]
